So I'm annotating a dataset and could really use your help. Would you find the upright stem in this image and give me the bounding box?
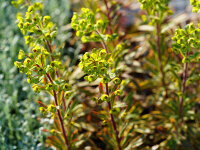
[103,0,113,34]
[156,22,167,96]
[46,73,70,150]
[179,62,188,118]
[46,40,66,111]
[105,83,121,150]
[96,30,109,53]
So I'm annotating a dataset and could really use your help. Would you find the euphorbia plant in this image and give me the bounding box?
[13,0,73,149]
[172,0,200,120]
[71,8,124,150]
[138,0,172,96]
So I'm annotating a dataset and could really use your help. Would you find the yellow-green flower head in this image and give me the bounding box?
[50,129,57,135]
[79,48,113,82]
[101,94,110,102]
[50,61,61,68]
[71,8,95,36]
[190,0,200,13]
[32,45,41,55]
[24,35,33,44]
[96,20,104,29]
[33,2,43,10]
[115,90,122,96]
[172,22,200,63]
[43,16,51,23]
[32,84,41,93]
[64,113,72,119]
[18,49,25,60]
[27,5,35,13]
[23,58,32,67]
[45,83,53,91]
[14,61,22,68]
[138,0,171,24]
[39,107,46,113]
[113,77,121,85]
[47,104,56,113]
[62,83,72,91]
[64,91,73,98]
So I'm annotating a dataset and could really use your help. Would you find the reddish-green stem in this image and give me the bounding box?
[46,40,66,112]
[179,61,188,118]
[95,30,109,53]
[103,0,113,34]
[105,83,121,150]
[46,73,70,150]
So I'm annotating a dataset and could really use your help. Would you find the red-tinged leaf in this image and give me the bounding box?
[41,129,49,132]
[87,114,91,121]
[46,136,63,149]
[99,82,104,94]
[91,111,99,115]
[37,101,47,108]
[58,91,63,106]
[71,138,78,143]
[43,77,48,85]
[54,117,61,131]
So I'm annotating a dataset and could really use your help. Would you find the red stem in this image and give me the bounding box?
[46,73,70,150]
[105,83,121,150]
[46,40,65,110]
[95,30,109,53]
[103,0,113,34]
[179,61,188,118]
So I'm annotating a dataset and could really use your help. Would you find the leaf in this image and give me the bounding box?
[99,82,104,94]
[124,135,144,150]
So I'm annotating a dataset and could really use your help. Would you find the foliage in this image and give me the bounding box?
[0,0,72,149]
[5,0,200,150]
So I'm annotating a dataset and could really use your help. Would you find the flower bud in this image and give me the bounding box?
[114,90,122,96]
[43,16,51,24]
[96,20,103,29]
[27,5,35,13]
[101,94,110,102]
[113,77,121,85]
[62,83,72,91]
[23,58,32,67]
[18,49,25,60]
[64,91,73,98]
[47,104,56,113]
[100,77,110,83]
[32,84,41,93]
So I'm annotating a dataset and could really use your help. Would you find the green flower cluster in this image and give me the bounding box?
[39,104,58,119]
[71,8,117,43]
[190,0,200,13]
[14,2,73,97]
[17,2,57,44]
[11,0,25,7]
[138,0,172,24]
[14,45,72,94]
[79,48,113,83]
[172,23,200,63]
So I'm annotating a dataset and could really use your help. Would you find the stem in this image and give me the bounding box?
[46,39,54,61]
[46,73,70,150]
[95,30,109,53]
[156,22,168,96]
[105,83,121,150]
[46,40,65,108]
[103,0,113,34]
[179,61,188,118]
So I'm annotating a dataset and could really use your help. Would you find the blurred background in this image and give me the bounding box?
[0,0,198,149]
